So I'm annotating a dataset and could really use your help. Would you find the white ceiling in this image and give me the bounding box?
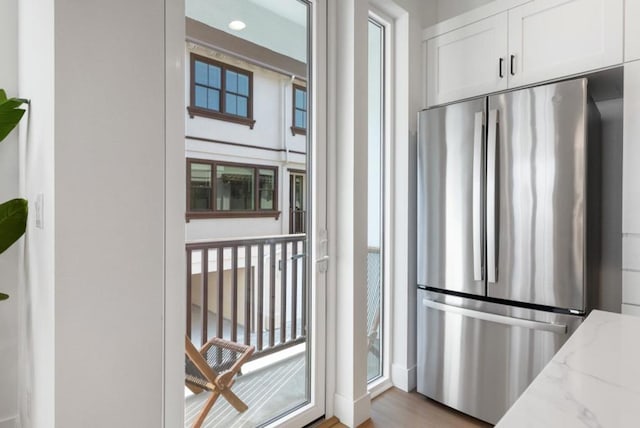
[247,0,307,27]
[186,0,308,62]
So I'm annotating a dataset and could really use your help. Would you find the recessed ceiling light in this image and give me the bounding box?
[228,20,246,31]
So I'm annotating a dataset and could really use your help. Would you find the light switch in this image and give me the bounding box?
[35,193,44,229]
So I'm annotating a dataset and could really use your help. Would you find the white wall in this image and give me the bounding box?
[595,98,623,313]
[0,0,19,426]
[326,1,437,424]
[18,0,55,425]
[436,0,494,22]
[328,0,370,424]
[18,0,182,426]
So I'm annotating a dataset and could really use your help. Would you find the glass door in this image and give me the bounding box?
[183,1,326,427]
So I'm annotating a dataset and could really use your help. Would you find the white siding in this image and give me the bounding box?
[185,46,306,241]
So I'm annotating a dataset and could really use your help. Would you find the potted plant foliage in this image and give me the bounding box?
[0,89,28,300]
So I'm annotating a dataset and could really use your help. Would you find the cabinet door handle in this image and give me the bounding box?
[499,58,504,78]
[510,54,516,76]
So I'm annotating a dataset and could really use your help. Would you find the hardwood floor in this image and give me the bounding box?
[362,388,492,427]
[311,388,492,428]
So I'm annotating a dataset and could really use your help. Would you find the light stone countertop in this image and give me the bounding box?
[496,310,640,427]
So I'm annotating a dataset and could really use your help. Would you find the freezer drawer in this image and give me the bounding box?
[416,289,582,424]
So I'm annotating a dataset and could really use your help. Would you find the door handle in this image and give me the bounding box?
[499,58,504,78]
[487,109,498,283]
[472,111,485,281]
[510,54,516,76]
[422,299,568,334]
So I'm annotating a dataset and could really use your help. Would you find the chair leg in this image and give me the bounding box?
[221,388,248,412]
[193,390,220,428]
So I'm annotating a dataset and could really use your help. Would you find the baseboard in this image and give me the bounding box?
[333,391,371,427]
[0,416,16,428]
[391,363,417,392]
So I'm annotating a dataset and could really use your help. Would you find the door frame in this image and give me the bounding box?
[162,0,327,427]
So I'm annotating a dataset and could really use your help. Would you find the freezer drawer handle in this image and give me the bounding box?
[422,299,568,335]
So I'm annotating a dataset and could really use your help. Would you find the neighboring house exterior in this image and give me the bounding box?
[184,18,308,242]
[183,19,308,356]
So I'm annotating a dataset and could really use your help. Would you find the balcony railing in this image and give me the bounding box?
[186,234,307,360]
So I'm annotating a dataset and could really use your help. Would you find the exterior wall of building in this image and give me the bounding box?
[184,43,307,241]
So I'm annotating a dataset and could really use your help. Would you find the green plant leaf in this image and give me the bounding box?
[0,198,28,254]
[0,90,28,142]
[0,292,8,301]
[0,109,26,142]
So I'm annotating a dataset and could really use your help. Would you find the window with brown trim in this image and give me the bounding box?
[187,53,256,129]
[187,159,279,219]
[291,84,307,135]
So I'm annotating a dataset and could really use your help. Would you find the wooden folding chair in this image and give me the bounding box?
[185,336,255,428]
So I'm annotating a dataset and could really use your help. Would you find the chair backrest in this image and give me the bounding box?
[185,336,219,386]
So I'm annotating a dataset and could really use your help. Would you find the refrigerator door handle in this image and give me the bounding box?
[472,111,485,281]
[487,109,499,283]
[422,299,568,335]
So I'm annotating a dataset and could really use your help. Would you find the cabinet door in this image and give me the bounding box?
[508,0,623,88]
[426,13,507,106]
[627,0,640,62]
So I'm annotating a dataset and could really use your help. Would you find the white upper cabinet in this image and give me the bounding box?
[427,13,508,106]
[627,0,640,62]
[507,0,623,88]
[424,0,626,106]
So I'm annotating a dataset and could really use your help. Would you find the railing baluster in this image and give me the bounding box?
[302,239,307,336]
[291,241,298,340]
[185,234,307,359]
[231,246,238,342]
[244,245,252,345]
[217,247,224,340]
[280,242,288,344]
[186,249,192,339]
[257,244,264,351]
[269,243,276,348]
[201,249,209,347]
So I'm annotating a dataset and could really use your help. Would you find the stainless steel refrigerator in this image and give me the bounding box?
[416,78,601,424]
